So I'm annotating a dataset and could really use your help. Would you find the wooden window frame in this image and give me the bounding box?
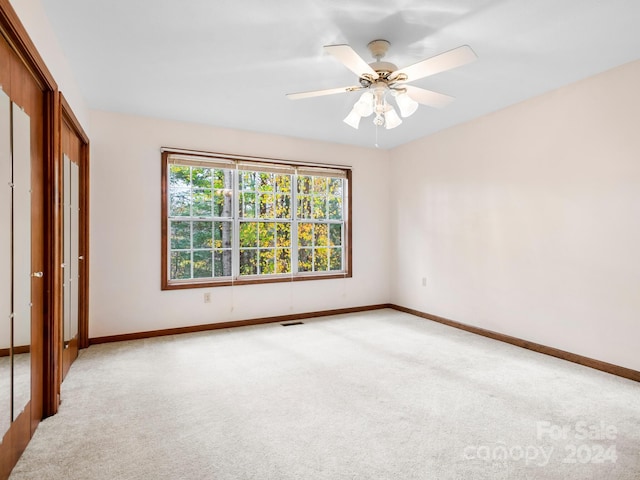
[161,149,352,290]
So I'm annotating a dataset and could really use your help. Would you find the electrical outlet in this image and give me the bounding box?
[204,292,211,303]
[421,277,427,287]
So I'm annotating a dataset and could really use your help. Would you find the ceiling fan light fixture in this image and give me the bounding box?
[384,105,402,129]
[343,108,361,129]
[353,91,374,117]
[395,91,419,118]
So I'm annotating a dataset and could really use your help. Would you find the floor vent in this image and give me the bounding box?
[281,321,304,327]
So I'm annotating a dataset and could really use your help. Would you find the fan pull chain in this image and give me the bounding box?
[375,124,379,148]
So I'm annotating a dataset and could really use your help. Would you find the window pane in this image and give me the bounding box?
[170,188,191,217]
[276,194,291,219]
[297,175,311,194]
[258,172,275,192]
[212,190,230,217]
[169,165,190,188]
[259,222,275,248]
[277,248,291,274]
[328,178,342,196]
[297,195,311,219]
[329,224,342,246]
[330,247,342,271]
[214,221,233,249]
[240,250,258,275]
[259,193,275,218]
[315,248,329,271]
[193,221,213,248]
[313,196,326,220]
[298,223,313,247]
[314,223,328,246]
[298,248,312,272]
[241,192,256,218]
[240,171,256,191]
[213,169,232,189]
[193,251,213,278]
[259,249,275,274]
[276,223,290,247]
[171,221,190,249]
[313,177,327,194]
[214,250,232,277]
[328,197,343,220]
[276,175,291,193]
[239,222,258,248]
[192,167,212,188]
[193,189,212,217]
[170,251,191,279]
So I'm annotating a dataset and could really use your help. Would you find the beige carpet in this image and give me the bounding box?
[10,309,640,479]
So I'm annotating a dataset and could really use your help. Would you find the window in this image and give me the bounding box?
[161,150,351,289]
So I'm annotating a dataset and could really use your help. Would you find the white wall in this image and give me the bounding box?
[9,0,89,129]
[89,110,391,338]
[390,60,640,371]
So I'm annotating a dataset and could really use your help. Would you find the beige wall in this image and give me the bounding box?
[390,59,640,371]
[89,110,391,338]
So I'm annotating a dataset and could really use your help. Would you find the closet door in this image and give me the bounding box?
[12,101,32,422]
[0,88,10,442]
[60,97,88,382]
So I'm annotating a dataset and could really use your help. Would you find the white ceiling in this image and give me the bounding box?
[40,0,640,149]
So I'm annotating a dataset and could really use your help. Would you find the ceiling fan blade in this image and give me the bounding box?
[405,85,455,109]
[286,85,363,100]
[324,44,378,79]
[392,45,477,83]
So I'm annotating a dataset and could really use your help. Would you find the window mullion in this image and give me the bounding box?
[189,168,194,280]
[291,172,298,276]
[232,167,240,280]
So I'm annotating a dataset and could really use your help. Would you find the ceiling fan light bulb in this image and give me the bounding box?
[354,91,374,117]
[396,92,419,117]
[384,106,403,129]
[343,108,361,129]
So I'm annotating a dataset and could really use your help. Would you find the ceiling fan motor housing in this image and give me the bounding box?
[367,39,390,59]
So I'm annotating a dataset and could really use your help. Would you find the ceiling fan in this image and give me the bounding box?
[286,40,477,130]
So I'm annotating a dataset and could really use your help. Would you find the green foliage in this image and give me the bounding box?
[330,248,342,271]
[298,223,313,246]
[277,248,291,273]
[298,248,312,272]
[171,221,190,249]
[329,224,342,246]
[192,167,212,188]
[276,223,290,247]
[169,164,345,280]
[192,221,213,248]
[169,165,190,187]
[214,250,232,276]
[239,222,258,248]
[239,250,257,275]
[193,251,213,278]
[170,251,191,279]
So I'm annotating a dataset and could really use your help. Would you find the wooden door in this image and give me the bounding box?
[60,97,89,380]
[0,27,46,479]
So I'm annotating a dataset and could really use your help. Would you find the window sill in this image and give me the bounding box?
[162,271,352,290]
